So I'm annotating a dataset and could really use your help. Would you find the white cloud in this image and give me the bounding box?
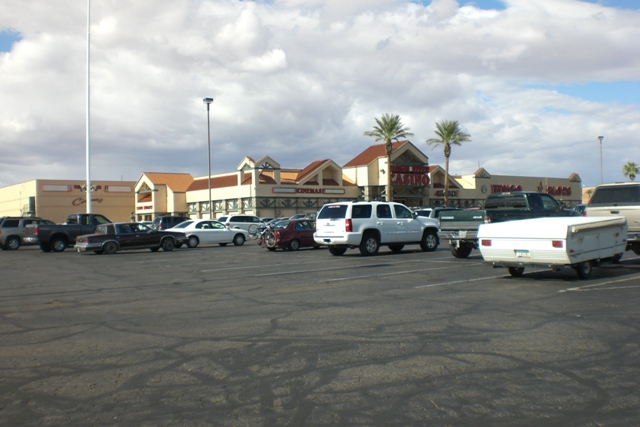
[0,0,638,189]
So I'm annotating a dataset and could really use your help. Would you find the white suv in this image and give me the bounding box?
[314,201,440,256]
[218,214,261,235]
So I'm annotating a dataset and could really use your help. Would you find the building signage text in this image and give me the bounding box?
[72,197,104,206]
[492,183,572,196]
[390,165,430,186]
[435,189,459,197]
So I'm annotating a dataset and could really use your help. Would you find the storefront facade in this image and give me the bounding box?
[1,142,583,222]
[0,179,137,223]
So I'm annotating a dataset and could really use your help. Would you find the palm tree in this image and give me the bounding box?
[364,113,414,201]
[622,161,639,181]
[426,120,471,206]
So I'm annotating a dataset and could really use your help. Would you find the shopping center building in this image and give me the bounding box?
[0,141,583,221]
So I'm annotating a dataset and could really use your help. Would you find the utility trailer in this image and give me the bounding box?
[478,216,627,279]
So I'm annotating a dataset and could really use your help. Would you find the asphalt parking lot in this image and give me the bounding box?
[1,242,639,426]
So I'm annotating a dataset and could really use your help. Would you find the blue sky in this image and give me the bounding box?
[1,0,639,189]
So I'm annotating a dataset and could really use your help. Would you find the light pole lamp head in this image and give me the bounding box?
[598,135,604,143]
[203,97,214,110]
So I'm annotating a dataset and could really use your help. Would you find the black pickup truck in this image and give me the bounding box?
[24,213,112,252]
[438,192,577,258]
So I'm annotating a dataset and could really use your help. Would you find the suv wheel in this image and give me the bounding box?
[450,243,472,258]
[5,236,20,250]
[420,229,438,252]
[359,232,380,256]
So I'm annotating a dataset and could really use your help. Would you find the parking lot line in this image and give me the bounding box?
[559,274,640,293]
[415,274,508,288]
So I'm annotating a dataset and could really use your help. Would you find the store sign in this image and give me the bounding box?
[72,197,104,206]
[544,186,572,196]
[272,187,345,195]
[137,205,153,210]
[492,183,572,196]
[491,184,523,193]
[390,165,430,186]
[435,189,459,197]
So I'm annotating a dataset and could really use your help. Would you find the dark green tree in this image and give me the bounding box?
[426,120,471,206]
[364,113,414,201]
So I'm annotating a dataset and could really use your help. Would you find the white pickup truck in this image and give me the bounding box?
[585,182,640,255]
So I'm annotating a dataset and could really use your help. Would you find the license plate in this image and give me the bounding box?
[515,250,530,258]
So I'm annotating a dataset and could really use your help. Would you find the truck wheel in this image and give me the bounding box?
[51,237,67,252]
[6,236,20,250]
[328,246,347,256]
[359,233,379,256]
[420,230,438,252]
[162,238,175,252]
[103,242,118,255]
[388,244,404,253]
[576,262,593,280]
[450,244,472,258]
[39,243,52,253]
[612,253,623,264]
[508,267,525,277]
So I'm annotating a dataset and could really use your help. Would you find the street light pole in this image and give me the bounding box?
[203,98,214,219]
[598,135,604,184]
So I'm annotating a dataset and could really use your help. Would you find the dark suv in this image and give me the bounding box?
[152,216,189,231]
[0,216,55,250]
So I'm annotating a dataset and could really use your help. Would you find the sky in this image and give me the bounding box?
[1,0,639,190]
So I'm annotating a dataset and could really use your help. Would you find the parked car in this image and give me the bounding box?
[571,204,587,215]
[75,222,187,254]
[152,215,189,231]
[219,214,261,235]
[23,213,112,252]
[414,207,461,219]
[166,219,249,248]
[261,219,320,251]
[0,216,55,250]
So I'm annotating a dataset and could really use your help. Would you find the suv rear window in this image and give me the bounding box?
[589,185,640,206]
[318,205,348,219]
[1,219,19,227]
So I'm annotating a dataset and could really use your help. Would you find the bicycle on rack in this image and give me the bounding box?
[255,225,277,250]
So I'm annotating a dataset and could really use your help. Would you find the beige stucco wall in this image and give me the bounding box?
[0,179,136,223]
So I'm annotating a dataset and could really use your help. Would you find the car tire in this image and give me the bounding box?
[187,236,199,248]
[450,244,472,258]
[329,246,347,256]
[103,241,118,255]
[288,239,300,251]
[576,262,592,280]
[233,234,245,246]
[5,236,20,250]
[508,267,524,277]
[388,244,404,253]
[612,253,623,264]
[51,237,67,252]
[420,229,438,252]
[359,233,379,256]
[162,238,175,252]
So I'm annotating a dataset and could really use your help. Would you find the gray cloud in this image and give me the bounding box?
[0,0,638,188]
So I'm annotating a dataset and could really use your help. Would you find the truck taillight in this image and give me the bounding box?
[582,211,587,217]
[484,216,491,224]
[481,239,491,246]
[552,240,563,248]
[34,225,39,235]
[345,219,352,232]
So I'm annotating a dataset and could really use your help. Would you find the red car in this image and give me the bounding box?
[261,219,320,251]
